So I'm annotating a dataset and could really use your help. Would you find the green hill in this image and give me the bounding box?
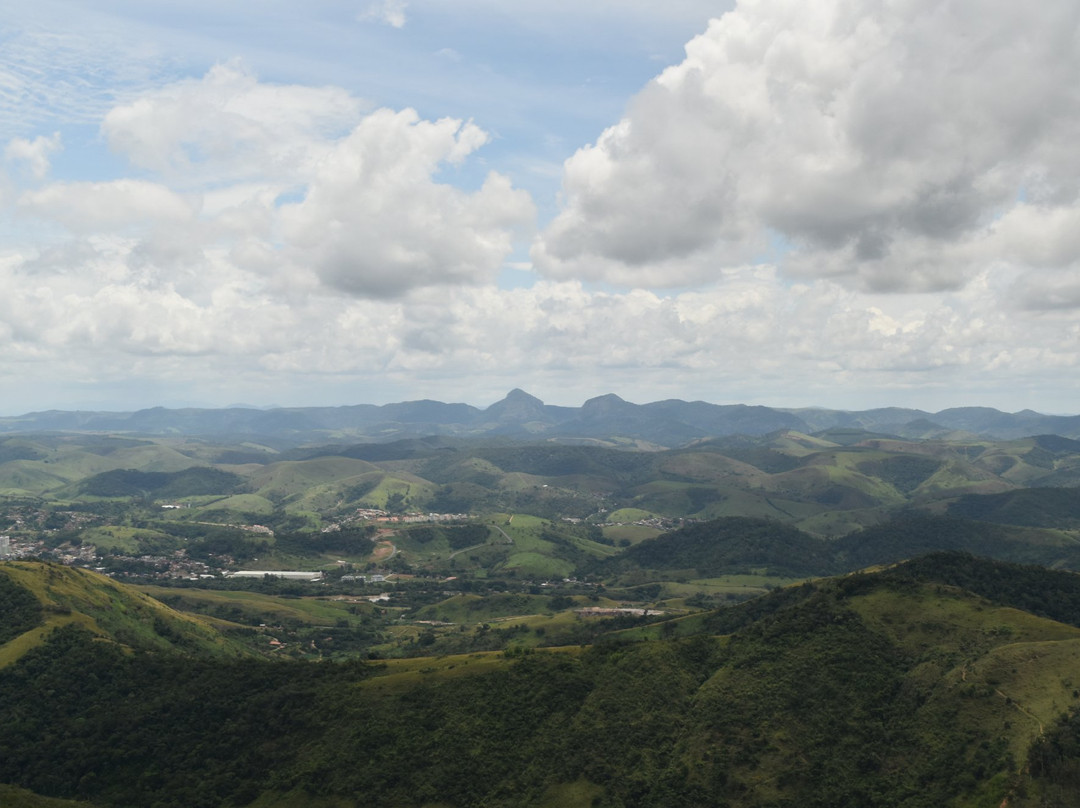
[590,516,838,578]
[0,562,253,667]
[77,467,243,499]
[4,556,1080,806]
[589,514,1080,584]
[6,431,1080,538]
[837,514,1080,570]
[947,486,1080,528]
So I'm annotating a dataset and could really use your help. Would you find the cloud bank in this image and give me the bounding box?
[535,0,1080,298]
[2,0,1080,414]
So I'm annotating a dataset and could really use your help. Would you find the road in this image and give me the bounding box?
[447,523,514,559]
[492,524,513,544]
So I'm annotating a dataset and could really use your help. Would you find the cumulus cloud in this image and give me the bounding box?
[5,132,61,180]
[1,222,1075,410]
[6,21,1080,414]
[278,109,534,296]
[11,65,534,301]
[535,0,1080,294]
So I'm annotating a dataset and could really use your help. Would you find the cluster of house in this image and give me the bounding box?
[353,508,469,523]
[0,536,97,566]
[221,570,393,584]
[320,508,470,534]
[2,506,104,533]
[108,554,218,580]
[601,516,690,529]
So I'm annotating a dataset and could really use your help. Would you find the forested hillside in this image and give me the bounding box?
[2,556,1080,806]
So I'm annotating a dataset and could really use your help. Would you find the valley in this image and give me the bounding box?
[3,413,1080,805]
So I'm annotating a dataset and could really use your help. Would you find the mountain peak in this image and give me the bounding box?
[483,389,549,423]
[503,388,544,405]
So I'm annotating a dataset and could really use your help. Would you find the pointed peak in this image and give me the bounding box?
[503,388,543,405]
[483,389,548,422]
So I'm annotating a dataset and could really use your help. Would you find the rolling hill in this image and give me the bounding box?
[0,562,253,667]
[3,555,1080,806]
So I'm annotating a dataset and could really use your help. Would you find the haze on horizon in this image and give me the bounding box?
[2,0,1080,417]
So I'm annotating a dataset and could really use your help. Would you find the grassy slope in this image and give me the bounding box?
[849,585,1080,761]
[0,562,252,666]
[137,585,377,627]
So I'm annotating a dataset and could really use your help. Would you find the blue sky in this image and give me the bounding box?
[2,0,1080,415]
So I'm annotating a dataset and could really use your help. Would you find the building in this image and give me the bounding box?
[227,570,324,582]
[341,573,386,583]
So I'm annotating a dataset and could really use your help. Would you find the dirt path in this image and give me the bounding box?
[371,540,397,562]
[995,689,1044,736]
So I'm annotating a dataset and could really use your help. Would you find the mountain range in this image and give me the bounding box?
[4,389,1079,445]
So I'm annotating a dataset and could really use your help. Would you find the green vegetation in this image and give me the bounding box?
[4,556,1080,806]
[78,467,243,498]
[0,562,253,666]
[591,516,838,579]
[0,571,42,645]
[949,487,1080,528]
[7,430,1080,804]
[0,784,99,808]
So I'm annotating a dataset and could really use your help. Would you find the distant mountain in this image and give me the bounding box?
[1,392,1078,446]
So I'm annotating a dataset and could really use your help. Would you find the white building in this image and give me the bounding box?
[227,570,324,582]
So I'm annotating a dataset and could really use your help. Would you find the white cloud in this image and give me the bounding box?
[991,204,1080,270]
[0,20,174,140]
[18,180,194,232]
[5,132,61,179]
[102,61,362,184]
[1,229,1077,411]
[4,12,1080,415]
[278,109,534,296]
[0,66,537,301]
[535,0,1080,295]
[359,0,408,28]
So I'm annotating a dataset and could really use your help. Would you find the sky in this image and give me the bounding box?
[2,0,1080,416]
